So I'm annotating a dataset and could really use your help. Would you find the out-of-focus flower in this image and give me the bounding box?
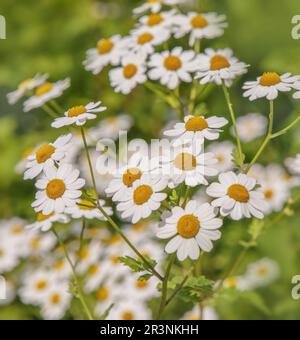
[133,0,182,15]
[207,141,234,172]
[137,10,176,30]
[23,78,70,112]
[285,154,300,175]
[195,48,248,87]
[7,74,48,104]
[182,306,219,320]
[233,113,268,143]
[157,201,222,260]
[65,199,112,220]
[173,12,227,46]
[26,213,70,232]
[207,171,266,220]
[107,300,151,320]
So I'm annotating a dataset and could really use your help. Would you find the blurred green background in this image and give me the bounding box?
[1,0,300,320]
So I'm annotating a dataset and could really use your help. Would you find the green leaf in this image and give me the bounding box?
[177,276,215,303]
[118,256,157,274]
[138,273,153,281]
[169,189,179,203]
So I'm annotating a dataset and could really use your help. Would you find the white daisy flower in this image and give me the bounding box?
[7,74,48,105]
[207,141,234,172]
[137,10,176,30]
[107,300,151,320]
[259,180,289,215]
[117,174,168,223]
[50,258,72,281]
[32,164,85,215]
[195,48,249,87]
[105,153,152,202]
[89,114,133,141]
[232,113,268,143]
[243,72,300,101]
[109,54,147,94]
[123,275,159,301]
[182,305,219,321]
[126,26,171,57]
[293,81,300,99]
[25,231,57,257]
[51,101,106,128]
[65,199,113,220]
[26,213,70,232]
[41,283,72,320]
[157,201,223,261]
[24,134,73,180]
[23,78,70,112]
[0,240,19,273]
[245,258,280,289]
[83,263,112,293]
[0,280,16,306]
[133,0,182,15]
[93,282,124,314]
[164,114,228,146]
[148,47,200,89]
[285,154,300,175]
[173,12,227,46]
[207,171,267,220]
[161,145,218,188]
[76,241,102,275]
[83,35,125,75]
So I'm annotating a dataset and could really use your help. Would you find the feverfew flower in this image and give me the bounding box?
[32,164,85,215]
[207,172,266,220]
[107,300,151,320]
[65,199,113,220]
[109,54,147,94]
[133,0,182,15]
[285,154,300,175]
[157,201,222,260]
[161,145,218,188]
[23,78,70,112]
[173,12,227,46]
[7,74,48,105]
[164,114,228,146]
[293,81,300,99]
[83,35,125,75]
[26,213,70,232]
[148,47,200,89]
[207,141,234,172]
[245,258,280,288]
[52,102,106,128]
[127,26,171,57]
[137,10,176,30]
[24,134,73,180]
[195,48,248,87]
[117,174,168,223]
[233,113,268,143]
[243,72,300,101]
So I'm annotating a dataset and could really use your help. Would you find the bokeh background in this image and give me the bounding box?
[1,0,300,319]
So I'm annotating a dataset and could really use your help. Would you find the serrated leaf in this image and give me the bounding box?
[178,276,215,303]
[118,256,157,274]
[138,273,153,281]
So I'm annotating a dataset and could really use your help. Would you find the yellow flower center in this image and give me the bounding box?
[37,212,54,222]
[54,259,65,271]
[264,189,274,200]
[177,214,200,238]
[147,13,164,26]
[210,55,231,71]
[35,280,48,291]
[190,15,208,29]
[35,82,53,96]
[133,185,153,205]
[259,72,281,86]
[78,199,96,210]
[136,279,149,289]
[122,311,134,320]
[30,238,41,250]
[96,287,109,301]
[46,179,66,199]
[257,266,268,277]
[123,64,138,79]
[0,248,3,257]
[224,277,237,289]
[50,293,61,305]
[88,264,99,276]
[185,116,208,131]
[67,105,86,117]
[78,248,90,260]
[227,184,249,203]
[36,144,56,164]
[11,225,24,234]
[122,168,142,187]
[164,55,182,71]
[138,32,154,45]
[97,38,114,54]
[174,152,197,171]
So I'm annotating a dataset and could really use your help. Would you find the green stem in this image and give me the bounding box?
[80,127,164,282]
[245,100,274,173]
[42,104,59,118]
[52,227,94,320]
[156,254,176,320]
[50,100,64,115]
[271,114,300,139]
[165,270,191,307]
[221,81,243,168]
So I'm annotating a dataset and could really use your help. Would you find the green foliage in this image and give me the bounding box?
[119,256,157,276]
